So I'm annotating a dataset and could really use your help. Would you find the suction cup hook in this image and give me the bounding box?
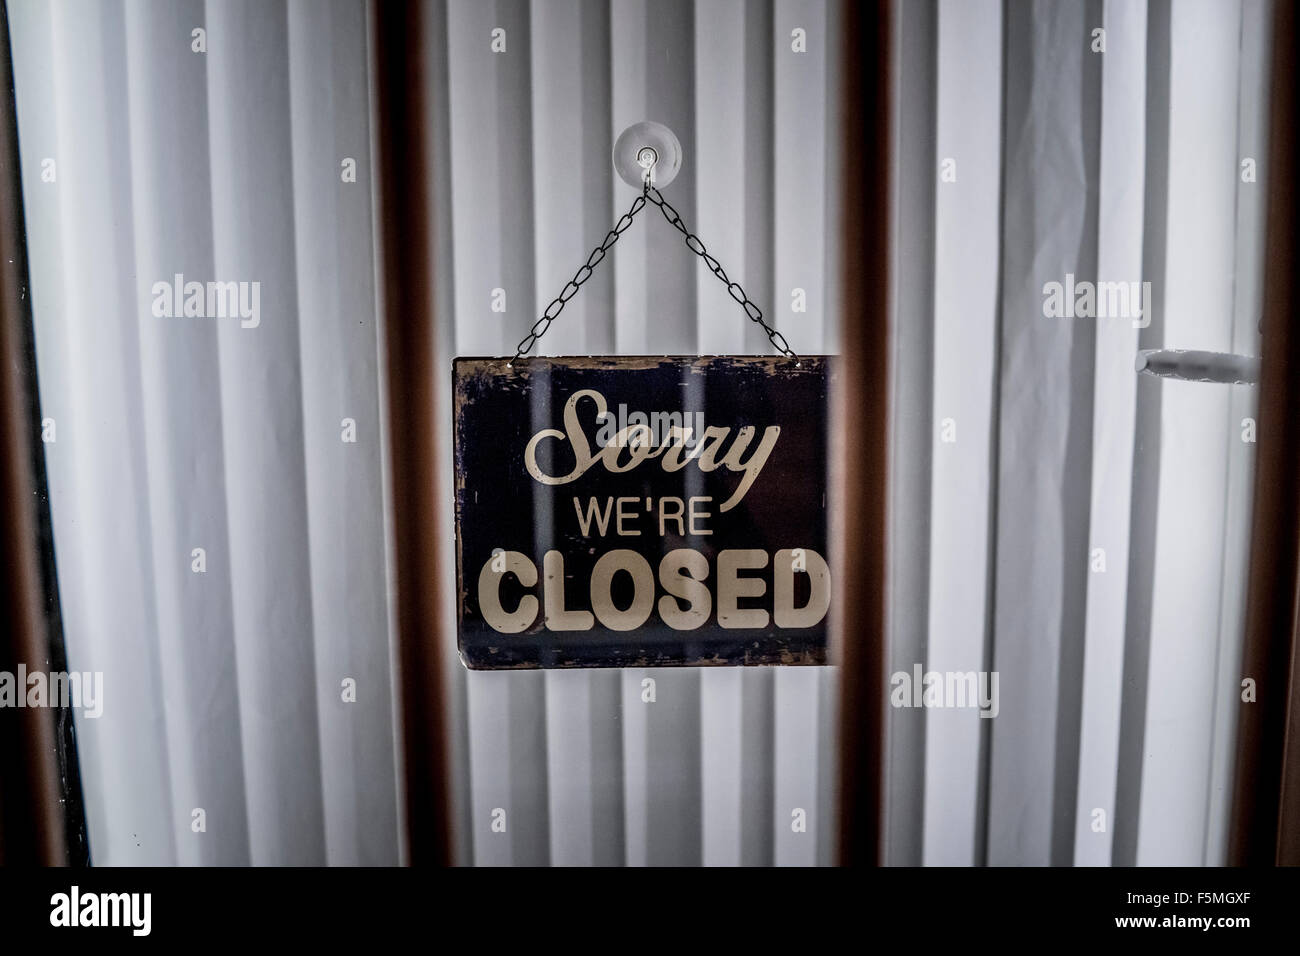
[613,121,682,189]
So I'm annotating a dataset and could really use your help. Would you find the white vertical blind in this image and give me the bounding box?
[15,0,178,867]
[885,0,1268,866]
[1073,0,1146,868]
[122,0,248,866]
[8,0,1268,867]
[1129,0,1259,866]
[287,0,397,865]
[923,0,1001,866]
[12,0,397,865]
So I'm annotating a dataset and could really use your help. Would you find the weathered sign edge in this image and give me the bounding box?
[450,354,834,670]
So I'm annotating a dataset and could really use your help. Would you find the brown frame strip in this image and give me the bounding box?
[834,0,894,866]
[373,0,453,866]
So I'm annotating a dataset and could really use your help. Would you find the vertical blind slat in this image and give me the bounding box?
[772,0,829,867]
[923,0,1000,867]
[986,0,1102,866]
[123,0,249,866]
[206,0,326,865]
[1072,0,1147,869]
[288,0,399,865]
[34,0,177,865]
[1133,0,1242,866]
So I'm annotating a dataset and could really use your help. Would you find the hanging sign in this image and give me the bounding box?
[453,355,831,669]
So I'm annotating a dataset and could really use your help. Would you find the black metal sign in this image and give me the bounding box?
[453,356,831,669]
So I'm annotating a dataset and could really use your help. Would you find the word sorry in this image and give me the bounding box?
[478,547,830,633]
[525,389,779,512]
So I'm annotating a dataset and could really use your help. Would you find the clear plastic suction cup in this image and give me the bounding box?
[613,121,682,189]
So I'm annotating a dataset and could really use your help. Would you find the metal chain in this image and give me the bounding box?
[511,180,800,364]
[511,192,648,363]
[642,183,798,361]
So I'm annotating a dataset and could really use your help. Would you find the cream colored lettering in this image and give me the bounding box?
[543,551,593,631]
[590,550,655,631]
[717,549,769,629]
[657,549,711,630]
[478,546,831,634]
[773,548,831,628]
[478,551,538,633]
[524,389,779,511]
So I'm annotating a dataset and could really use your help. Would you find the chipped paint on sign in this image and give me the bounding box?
[453,355,831,669]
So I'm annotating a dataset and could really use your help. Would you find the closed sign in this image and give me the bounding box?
[453,356,831,669]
